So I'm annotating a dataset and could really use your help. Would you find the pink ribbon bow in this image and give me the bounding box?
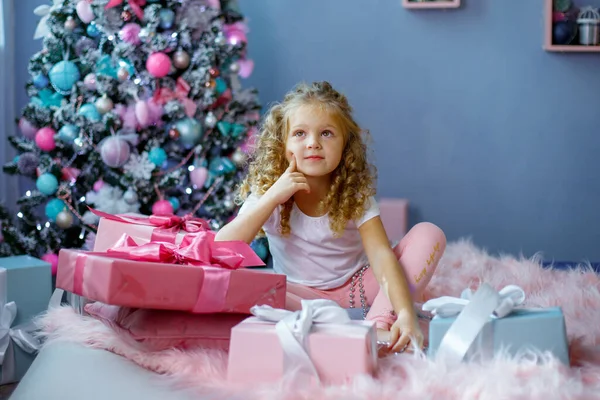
[153,77,197,118]
[89,207,210,244]
[106,233,247,269]
[105,0,146,21]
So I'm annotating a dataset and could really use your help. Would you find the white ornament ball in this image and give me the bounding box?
[123,188,138,204]
[65,17,77,31]
[204,112,217,128]
[232,149,246,166]
[100,136,131,168]
[95,95,114,114]
[229,62,240,74]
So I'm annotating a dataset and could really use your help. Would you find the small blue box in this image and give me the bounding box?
[0,255,52,383]
[427,307,570,365]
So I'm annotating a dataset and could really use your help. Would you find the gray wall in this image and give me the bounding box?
[11,0,600,261]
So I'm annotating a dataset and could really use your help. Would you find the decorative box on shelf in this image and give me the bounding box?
[402,0,460,9]
[544,0,600,52]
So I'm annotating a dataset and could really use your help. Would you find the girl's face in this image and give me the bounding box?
[285,104,345,178]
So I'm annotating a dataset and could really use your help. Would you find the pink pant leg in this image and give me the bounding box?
[286,282,333,311]
[366,222,446,330]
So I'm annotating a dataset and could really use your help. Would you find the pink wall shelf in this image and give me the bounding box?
[544,0,600,52]
[402,0,460,9]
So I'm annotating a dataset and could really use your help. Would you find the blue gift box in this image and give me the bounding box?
[427,307,570,365]
[0,255,52,383]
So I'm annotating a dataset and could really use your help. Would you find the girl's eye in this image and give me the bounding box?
[322,130,333,137]
[293,131,305,137]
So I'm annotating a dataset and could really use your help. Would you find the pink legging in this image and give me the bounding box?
[286,222,446,330]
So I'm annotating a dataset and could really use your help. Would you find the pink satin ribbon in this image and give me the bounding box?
[153,77,197,118]
[105,0,146,20]
[89,207,210,244]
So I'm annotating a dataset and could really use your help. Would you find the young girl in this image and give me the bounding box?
[215,81,446,353]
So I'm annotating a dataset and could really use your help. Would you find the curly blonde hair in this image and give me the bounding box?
[236,81,377,238]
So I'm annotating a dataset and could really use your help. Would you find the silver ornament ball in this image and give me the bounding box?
[223,198,234,211]
[173,50,190,70]
[214,34,226,46]
[123,188,138,204]
[229,62,240,74]
[65,17,77,31]
[73,136,86,153]
[95,95,114,114]
[56,211,74,229]
[232,149,246,167]
[204,112,217,128]
[117,67,130,81]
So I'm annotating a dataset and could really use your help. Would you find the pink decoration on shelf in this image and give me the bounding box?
[42,252,59,276]
[152,199,174,216]
[18,118,38,140]
[146,52,171,78]
[76,0,95,24]
[105,0,146,20]
[190,167,208,188]
[35,127,56,151]
[93,180,105,191]
[237,59,254,79]
[153,77,197,118]
[119,23,142,45]
[223,22,248,45]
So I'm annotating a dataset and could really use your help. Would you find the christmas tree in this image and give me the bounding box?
[0,0,262,266]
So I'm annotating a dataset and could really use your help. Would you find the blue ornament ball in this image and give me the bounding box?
[221,157,236,173]
[49,61,81,93]
[13,156,19,163]
[209,157,226,176]
[36,173,59,195]
[45,198,66,221]
[78,104,101,122]
[33,74,49,89]
[250,239,269,261]
[148,147,167,167]
[168,197,180,211]
[159,9,175,30]
[57,124,79,144]
[86,22,101,38]
[553,21,576,45]
[175,118,203,148]
[215,77,227,94]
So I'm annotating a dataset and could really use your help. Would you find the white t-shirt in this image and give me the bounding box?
[238,194,380,290]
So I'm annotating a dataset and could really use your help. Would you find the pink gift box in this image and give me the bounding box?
[56,249,286,314]
[227,317,378,385]
[91,209,211,252]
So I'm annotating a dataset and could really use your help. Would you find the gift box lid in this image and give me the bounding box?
[0,255,51,270]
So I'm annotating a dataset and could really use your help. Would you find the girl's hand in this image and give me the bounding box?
[265,155,310,205]
[387,310,424,353]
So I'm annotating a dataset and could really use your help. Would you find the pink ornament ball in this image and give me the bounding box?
[35,127,57,151]
[119,23,141,45]
[93,179,105,191]
[100,137,131,168]
[190,167,208,188]
[146,53,172,78]
[42,252,59,276]
[83,73,97,90]
[19,118,38,139]
[152,199,174,216]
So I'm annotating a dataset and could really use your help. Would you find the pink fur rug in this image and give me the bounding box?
[36,240,600,399]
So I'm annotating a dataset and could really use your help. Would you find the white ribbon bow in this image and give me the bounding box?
[422,283,529,364]
[250,299,352,383]
[33,0,63,40]
[422,284,526,318]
